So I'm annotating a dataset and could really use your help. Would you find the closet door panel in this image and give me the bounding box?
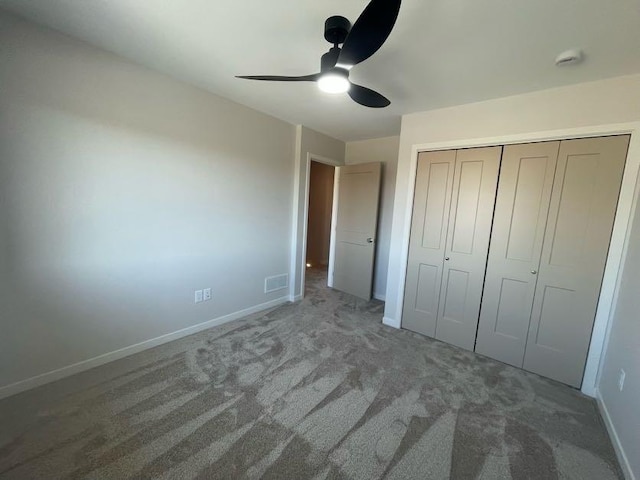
[435,146,502,350]
[402,151,456,337]
[523,135,629,387]
[475,142,560,366]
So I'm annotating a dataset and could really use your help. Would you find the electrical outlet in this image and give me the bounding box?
[203,288,212,301]
[618,369,626,392]
[195,290,203,304]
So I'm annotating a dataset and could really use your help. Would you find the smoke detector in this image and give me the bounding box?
[555,49,584,66]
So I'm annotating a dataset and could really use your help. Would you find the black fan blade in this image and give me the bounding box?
[348,83,390,108]
[236,73,321,82]
[337,0,401,67]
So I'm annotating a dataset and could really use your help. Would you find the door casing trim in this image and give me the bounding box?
[291,152,341,301]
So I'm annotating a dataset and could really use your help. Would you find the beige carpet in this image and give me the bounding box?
[0,268,622,479]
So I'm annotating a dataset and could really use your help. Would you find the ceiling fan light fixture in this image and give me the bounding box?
[318,71,350,94]
[236,0,400,107]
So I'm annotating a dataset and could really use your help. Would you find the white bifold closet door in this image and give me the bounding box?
[475,141,560,367]
[476,136,629,387]
[523,136,629,386]
[403,147,501,350]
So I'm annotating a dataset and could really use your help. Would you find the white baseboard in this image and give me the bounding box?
[581,382,597,398]
[373,292,386,302]
[383,316,400,329]
[595,388,636,480]
[289,294,303,302]
[0,296,290,401]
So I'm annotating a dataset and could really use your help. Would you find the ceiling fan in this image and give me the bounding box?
[236,0,402,108]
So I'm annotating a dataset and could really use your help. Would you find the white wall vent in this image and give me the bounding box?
[265,273,288,293]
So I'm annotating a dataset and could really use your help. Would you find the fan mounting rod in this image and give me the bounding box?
[324,16,351,46]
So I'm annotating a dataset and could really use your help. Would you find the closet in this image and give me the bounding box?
[403,135,630,387]
[402,146,501,351]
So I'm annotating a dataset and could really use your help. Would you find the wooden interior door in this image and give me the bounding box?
[332,162,381,300]
[523,135,629,387]
[475,141,560,366]
[434,146,502,350]
[402,151,456,337]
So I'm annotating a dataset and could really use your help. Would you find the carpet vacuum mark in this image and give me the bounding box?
[0,269,622,479]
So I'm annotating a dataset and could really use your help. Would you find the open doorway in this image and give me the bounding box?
[305,161,336,291]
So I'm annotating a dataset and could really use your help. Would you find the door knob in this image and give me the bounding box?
[531,270,537,274]
[445,257,450,261]
[366,237,374,243]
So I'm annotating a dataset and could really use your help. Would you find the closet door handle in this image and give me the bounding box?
[445,257,450,261]
[531,270,537,275]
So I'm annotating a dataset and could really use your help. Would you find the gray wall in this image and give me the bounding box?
[0,12,296,390]
[598,196,640,478]
[345,136,400,301]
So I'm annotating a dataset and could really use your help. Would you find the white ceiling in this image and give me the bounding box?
[2,0,640,141]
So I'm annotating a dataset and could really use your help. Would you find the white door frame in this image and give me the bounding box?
[293,153,341,300]
[387,122,640,396]
[327,166,340,289]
